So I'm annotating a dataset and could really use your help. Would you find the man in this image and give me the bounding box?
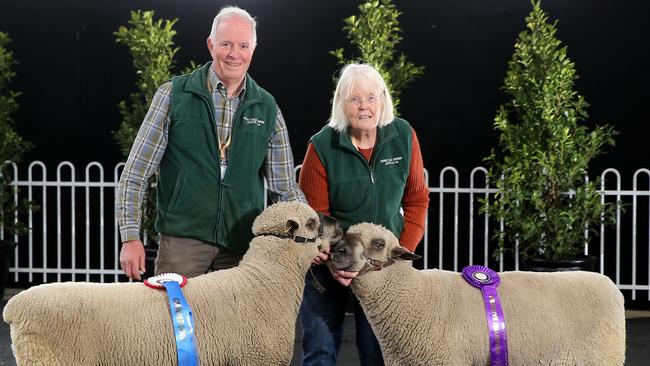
[116,6,305,280]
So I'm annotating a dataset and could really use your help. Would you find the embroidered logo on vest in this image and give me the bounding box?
[243,116,266,126]
[379,156,403,166]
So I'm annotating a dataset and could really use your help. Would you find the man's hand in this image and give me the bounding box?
[120,239,146,281]
[329,266,358,287]
[312,247,330,266]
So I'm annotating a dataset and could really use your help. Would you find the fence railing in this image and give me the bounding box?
[3,162,650,301]
[427,166,650,301]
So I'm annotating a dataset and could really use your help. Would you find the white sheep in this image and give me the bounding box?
[3,201,343,366]
[330,223,626,366]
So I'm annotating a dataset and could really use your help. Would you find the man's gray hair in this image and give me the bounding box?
[209,6,257,46]
[328,63,395,132]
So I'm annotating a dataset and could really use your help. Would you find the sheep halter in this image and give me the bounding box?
[144,273,199,366]
[462,265,509,366]
[264,224,318,244]
[357,258,396,275]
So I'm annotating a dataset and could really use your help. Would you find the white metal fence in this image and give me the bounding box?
[3,162,650,301]
[426,166,650,301]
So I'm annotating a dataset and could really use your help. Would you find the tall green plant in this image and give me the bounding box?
[0,32,32,237]
[331,0,424,111]
[484,0,616,261]
[114,10,180,244]
[114,10,179,157]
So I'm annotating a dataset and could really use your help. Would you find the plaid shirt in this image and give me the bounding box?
[116,67,305,242]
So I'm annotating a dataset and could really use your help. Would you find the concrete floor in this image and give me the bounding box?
[1,288,648,365]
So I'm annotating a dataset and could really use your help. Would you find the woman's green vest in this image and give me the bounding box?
[310,118,413,237]
[155,63,277,253]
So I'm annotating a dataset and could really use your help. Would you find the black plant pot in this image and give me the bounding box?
[524,255,596,272]
[0,239,18,300]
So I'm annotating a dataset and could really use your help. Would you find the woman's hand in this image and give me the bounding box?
[312,247,330,265]
[329,267,358,287]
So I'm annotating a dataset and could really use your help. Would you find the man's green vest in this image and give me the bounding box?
[155,62,277,253]
[310,118,413,237]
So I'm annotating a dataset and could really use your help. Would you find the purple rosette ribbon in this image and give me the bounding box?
[462,265,509,366]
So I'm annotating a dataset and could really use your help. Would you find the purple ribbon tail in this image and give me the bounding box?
[482,285,508,366]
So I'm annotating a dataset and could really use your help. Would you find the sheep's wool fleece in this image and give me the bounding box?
[348,225,625,366]
[3,201,321,366]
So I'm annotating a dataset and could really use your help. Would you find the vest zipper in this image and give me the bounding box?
[213,186,224,242]
[206,96,222,242]
[368,154,378,223]
[352,148,378,223]
[210,97,261,243]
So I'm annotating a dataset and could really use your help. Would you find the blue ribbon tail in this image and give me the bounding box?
[163,281,199,366]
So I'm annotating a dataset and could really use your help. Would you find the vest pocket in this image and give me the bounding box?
[167,170,185,212]
[158,165,186,213]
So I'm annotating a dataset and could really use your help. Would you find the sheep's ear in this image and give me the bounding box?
[285,219,299,234]
[390,246,421,261]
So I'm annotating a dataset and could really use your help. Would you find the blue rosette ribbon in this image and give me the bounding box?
[145,273,199,366]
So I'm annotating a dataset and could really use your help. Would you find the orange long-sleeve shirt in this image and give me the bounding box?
[299,129,429,251]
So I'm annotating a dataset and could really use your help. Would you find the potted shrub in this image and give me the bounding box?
[330,0,424,111]
[484,1,617,271]
[0,31,32,297]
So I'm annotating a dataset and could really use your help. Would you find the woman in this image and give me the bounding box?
[298,63,429,366]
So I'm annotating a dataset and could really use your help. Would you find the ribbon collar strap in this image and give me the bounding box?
[145,273,200,366]
[461,265,509,366]
[358,258,396,276]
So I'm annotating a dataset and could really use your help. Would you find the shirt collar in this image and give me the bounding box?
[208,66,247,99]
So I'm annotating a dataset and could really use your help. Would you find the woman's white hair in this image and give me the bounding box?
[328,63,395,132]
[209,6,257,46]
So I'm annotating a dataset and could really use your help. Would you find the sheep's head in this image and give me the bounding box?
[317,212,344,252]
[252,202,342,249]
[329,223,420,273]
